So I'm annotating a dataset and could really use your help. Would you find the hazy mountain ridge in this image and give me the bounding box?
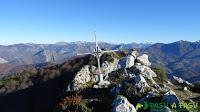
[1,41,200,83]
[0,42,151,65]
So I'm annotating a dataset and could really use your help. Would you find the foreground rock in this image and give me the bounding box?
[112,95,137,112]
[134,64,157,85]
[136,54,151,66]
[163,90,179,105]
[71,65,92,91]
[93,80,111,89]
[101,59,118,77]
[133,75,149,93]
[118,51,138,69]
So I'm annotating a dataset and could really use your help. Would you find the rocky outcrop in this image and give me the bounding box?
[68,49,195,112]
[112,95,137,112]
[172,76,193,86]
[129,50,138,59]
[118,51,138,69]
[136,54,151,66]
[133,75,149,93]
[142,66,157,78]
[71,65,92,91]
[101,58,118,75]
[134,64,157,83]
[93,80,111,89]
[163,90,179,105]
[118,56,135,69]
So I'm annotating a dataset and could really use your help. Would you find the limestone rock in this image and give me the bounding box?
[134,64,145,73]
[172,76,193,86]
[167,80,174,86]
[112,95,137,112]
[93,80,111,89]
[133,75,149,93]
[136,54,151,66]
[129,50,138,59]
[163,90,179,105]
[72,65,92,91]
[101,59,118,75]
[118,55,135,69]
[133,64,157,86]
[143,66,157,78]
[183,87,188,91]
[134,65,157,78]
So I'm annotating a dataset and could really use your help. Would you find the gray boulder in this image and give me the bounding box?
[134,64,157,78]
[118,55,135,69]
[101,59,118,75]
[93,80,111,89]
[136,54,151,66]
[129,50,138,59]
[133,75,149,93]
[172,76,193,86]
[142,66,157,78]
[71,65,92,91]
[163,90,179,105]
[112,95,137,112]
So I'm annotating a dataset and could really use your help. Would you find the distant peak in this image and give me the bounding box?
[195,40,200,43]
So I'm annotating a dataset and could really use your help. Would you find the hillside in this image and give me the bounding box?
[0,50,199,112]
[142,41,200,82]
[0,42,150,66]
[1,40,200,83]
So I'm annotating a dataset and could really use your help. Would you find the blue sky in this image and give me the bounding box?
[0,0,200,45]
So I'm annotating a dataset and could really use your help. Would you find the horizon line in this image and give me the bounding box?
[1,40,200,46]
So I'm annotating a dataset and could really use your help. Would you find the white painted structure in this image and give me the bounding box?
[77,32,118,83]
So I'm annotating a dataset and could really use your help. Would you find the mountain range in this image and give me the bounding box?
[142,40,200,82]
[0,41,200,82]
[0,42,151,65]
[0,48,199,112]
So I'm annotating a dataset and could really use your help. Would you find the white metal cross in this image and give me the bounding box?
[77,32,118,83]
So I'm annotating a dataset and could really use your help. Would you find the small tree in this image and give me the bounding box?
[152,66,167,83]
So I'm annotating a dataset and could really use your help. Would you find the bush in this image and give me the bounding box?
[117,49,128,58]
[100,52,115,63]
[59,94,82,109]
[57,94,93,112]
[108,69,125,84]
[152,66,167,84]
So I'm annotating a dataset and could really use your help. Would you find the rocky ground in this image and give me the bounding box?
[53,50,200,112]
[0,49,199,112]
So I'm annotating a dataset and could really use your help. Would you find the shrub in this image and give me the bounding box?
[57,93,93,112]
[152,66,167,84]
[58,94,82,110]
[190,81,200,93]
[117,49,128,58]
[100,52,115,63]
[108,69,125,84]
